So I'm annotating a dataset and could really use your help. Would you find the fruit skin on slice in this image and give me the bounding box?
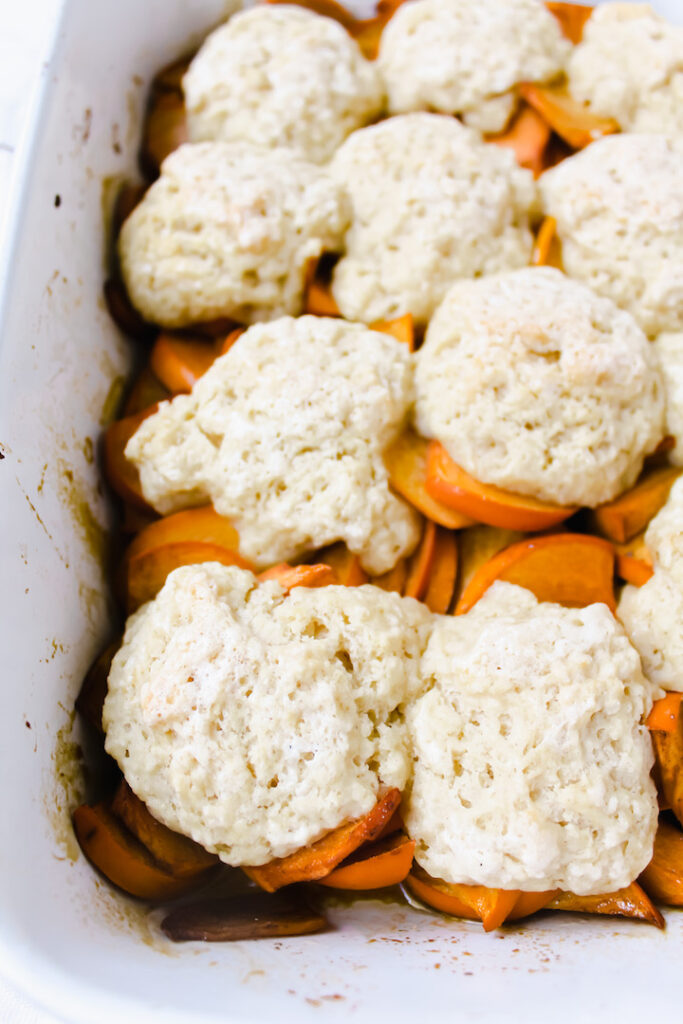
[162,890,329,943]
[545,1,594,43]
[258,562,338,592]
[111,781,218,879]
[150,333,221,394]
[244,788,401,892]
[454,532,616,615]
[384,431,475,530]
[315,543,369,586]
[404,519,437,601]
[651,710,683,830]
[487,104,551,178]
[422,526,458,614]
[591,464,681,544]
[647,694,683,734]
[103,403,160,510]
[405,866,521,932]
[548,884,664,928]
[519,82,619,151]
[319,833,416,890]
[124,506,251,611]
[426,441,577,532]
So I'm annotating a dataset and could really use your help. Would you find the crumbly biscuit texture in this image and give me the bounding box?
[568,3,683,136]
[183,6,384,164]
[414,267,664,507]
[118,142,348,327]
[330,114,535,325]
[378,0,569,131]
[103,564,431,865]
[618,478,683,693]
[653,333,683,468]
[405,582,658,894]
[619,574,683,694]
[125,316,421,574]
[540,134,683,336]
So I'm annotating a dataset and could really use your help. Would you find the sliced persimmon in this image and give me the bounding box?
[652,717,683,827]
[405,867,520,932]
[548,885,664,927]
[162,891,328,942]
[103,278,155,343]
[640,819,683,907]
[150,333,219,394]
[455,533,616,614]
[111,782,218,879]
[75,640,120,734]
[140,87,187,179]
[616,554,654,588]
[647,434,677,466]
[533,215,563,269]
[404,519,437,601]
[112,182,147,238]
[592,464,681,544]
[426,442,577,532]
[647,694,683,734]
[244,788,401,892]
[371,558,408,594]
[125,506,251,610]
[370,314,415,351]
[315,543,368,586]
[545,1,594,43]
[123,368,170,417]
[152,53,194,95]
[423,526,458,614]
[103,403,160,510]
[73,802,196,901]
[258,563,338,592]
[319,833,416,890]
[384,431,475,530]
[487,103,551,177]
[304,272,341,317]
[519,82,620,151]
[454,526,525,608]
[506,891,556,921]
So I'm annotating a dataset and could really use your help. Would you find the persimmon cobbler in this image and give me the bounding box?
[75,0,683,942]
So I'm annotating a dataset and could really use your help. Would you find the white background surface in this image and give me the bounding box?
[0,2,63,1019]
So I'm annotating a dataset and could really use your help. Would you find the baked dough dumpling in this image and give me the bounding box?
[540,134,683,337]
[103,564,430,865]
[568,3,683,137]
[619,477,683,693]
[183,5,384,164]
[414,267,664,508]
[125,316,421,575]
[405,582,657,894]
[119,142,349,328]
[378,0,569,132]
[330,114,536,325]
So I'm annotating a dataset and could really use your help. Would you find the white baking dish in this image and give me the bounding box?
[1,1,682,1021]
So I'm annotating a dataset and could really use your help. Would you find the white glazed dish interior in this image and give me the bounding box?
[1,1,682,1021]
